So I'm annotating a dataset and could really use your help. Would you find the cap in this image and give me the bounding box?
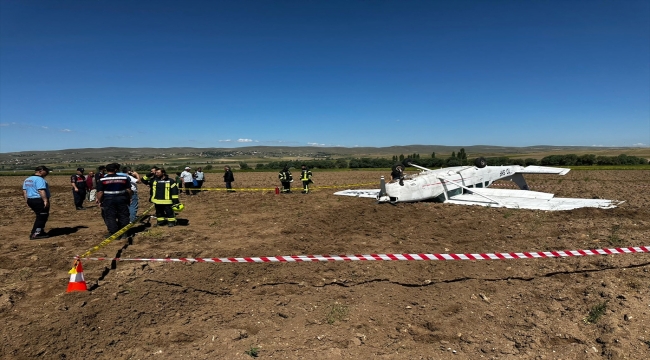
[77,167,84,172]
[185,166,191,170]
[36,165,50,173]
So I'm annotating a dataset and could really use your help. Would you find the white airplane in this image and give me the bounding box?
[334,159,623,211]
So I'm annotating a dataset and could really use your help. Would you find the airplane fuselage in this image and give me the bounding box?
[384,165,525,202]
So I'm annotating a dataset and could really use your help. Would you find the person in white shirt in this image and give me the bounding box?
[119,166,140,222]
[193,167,205,194]
[180,166,194,195]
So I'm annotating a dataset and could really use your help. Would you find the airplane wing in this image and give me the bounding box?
[447,188,622,211]
[333,189,380,199]
[518,165,570,175]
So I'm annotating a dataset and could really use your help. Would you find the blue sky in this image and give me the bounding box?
[1,0,649,152]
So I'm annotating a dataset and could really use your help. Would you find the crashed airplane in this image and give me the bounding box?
[333,159,623,211]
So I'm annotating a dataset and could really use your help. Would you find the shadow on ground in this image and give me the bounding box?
[47,226,88,237]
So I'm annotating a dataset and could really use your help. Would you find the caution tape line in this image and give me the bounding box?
[77,205,155,259]
[183,183,377,192]
[77,246,649,263]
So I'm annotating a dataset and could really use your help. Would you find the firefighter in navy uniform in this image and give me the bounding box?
[96,163,132,237]
[300,165,313,194]
[141,168,180,227]
[278,165,293,193]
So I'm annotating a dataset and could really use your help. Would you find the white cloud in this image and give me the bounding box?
[219,139,232,142]
[632,143,648,147]
[237,138,253,142]
[0,123,9,126]
[60,129,72,132]
[307,142,326,146]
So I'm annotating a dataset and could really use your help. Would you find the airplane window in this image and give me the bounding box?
[484,181,489,187]
[448,188,462,197]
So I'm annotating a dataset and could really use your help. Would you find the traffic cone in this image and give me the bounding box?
[67,260,88,292]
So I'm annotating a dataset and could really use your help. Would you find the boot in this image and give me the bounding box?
[154,220,167,227]
[30,231,50,240]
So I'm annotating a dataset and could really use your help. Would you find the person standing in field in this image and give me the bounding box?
[23,166,51,239]
[70,167,87,210]
[300,164,313,194]
[180,166,194,195]
[86,171,95,201]
[278,165,293,193]
[175,172,183,193]
[141,168,180,227]
[223,166,234,192]
[193,167,205,194]
[96,163,132,237]
[120,166,140,222]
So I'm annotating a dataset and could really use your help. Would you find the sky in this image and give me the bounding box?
[1,0,649,153]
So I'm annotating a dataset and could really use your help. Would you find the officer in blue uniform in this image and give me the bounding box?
[96,163,132,237]
[22,166,51,239]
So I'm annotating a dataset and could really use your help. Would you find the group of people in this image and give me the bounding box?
[22,163,313,240]
[175,166,205,195]
[22,164,236,239]
[278,165,313,194]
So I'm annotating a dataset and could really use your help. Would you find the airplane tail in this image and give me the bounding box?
[376,176,391,203]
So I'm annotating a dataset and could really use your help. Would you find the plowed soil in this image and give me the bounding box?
[1,170,649,359]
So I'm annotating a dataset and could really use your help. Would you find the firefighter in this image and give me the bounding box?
[278,165,293,193]
[300,164,313,194]
[141,167,180,227]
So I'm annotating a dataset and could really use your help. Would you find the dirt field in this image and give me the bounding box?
[1,170,649,359]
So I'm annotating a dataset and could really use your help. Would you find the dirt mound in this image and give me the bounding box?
[1,170,649,359]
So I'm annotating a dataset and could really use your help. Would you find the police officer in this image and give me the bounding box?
[96,163,132,237]
[141,168,180,227]
[300,165,313,194]
[23,166,51,239]
[71,167,87,210]
[278,165,293,193]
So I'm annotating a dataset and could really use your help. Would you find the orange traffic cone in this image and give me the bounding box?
[67,260,88,292]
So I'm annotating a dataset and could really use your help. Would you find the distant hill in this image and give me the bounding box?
[1,145,647,170]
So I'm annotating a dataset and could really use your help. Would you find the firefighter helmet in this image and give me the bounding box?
[171,203,184,212]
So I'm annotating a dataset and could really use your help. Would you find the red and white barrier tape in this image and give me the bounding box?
[77,246,649,263]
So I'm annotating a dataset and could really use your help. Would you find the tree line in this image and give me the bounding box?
[250,151,647,169]
[5,150,646,172]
